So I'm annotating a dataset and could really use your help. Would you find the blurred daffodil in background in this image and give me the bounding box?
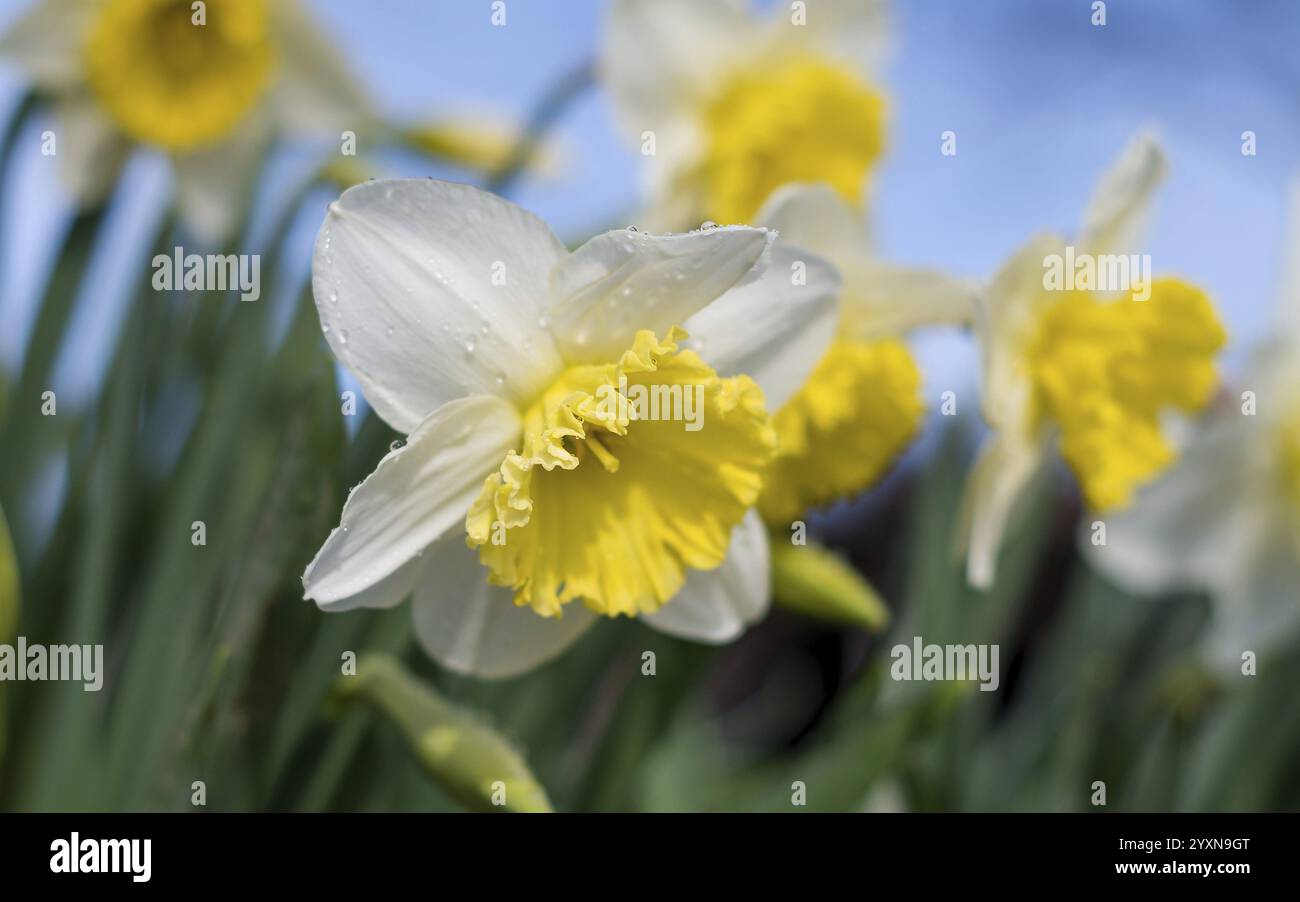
[0,0,372,242]
[744,183,978,526]
[603,0,889,229]
[302,179,839,676]
[960,133,1227,590]
[1088,181,1300,670]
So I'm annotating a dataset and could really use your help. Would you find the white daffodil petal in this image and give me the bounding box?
[1204,517,1300,674]
[411,534,599,678]
[55,92,131,209]
[172,116,270,247]
[641,510,770,642]
[548,225,772,365]
[755,182,869,264]
[303,395,522,607]
[1079,131,1166,258]
[846,263,981,337]
[270,0,373,135]
[315,179,567,433]
[959,432,1045,591]
[602,0,752,138]
[0,0,97,91]
[681,245,839,411]
[1085,413,1259,598]
[771,0,890,74]
[978,231,1064,429]
[1276,179,1300,339]
[315,553,427,613]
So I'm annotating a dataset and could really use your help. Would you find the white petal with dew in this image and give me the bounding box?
[314,553,427,613]
[548,225,772,365]
[313,179,566,433]
[303,395,522,607]
[682,245,839,411]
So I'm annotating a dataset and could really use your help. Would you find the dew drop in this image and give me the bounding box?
[700,220,717,230]
[464,336,477,354]
[338,330,349,345]
[390,439,407,452]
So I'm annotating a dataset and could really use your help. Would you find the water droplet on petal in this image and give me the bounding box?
[338,330,349,345]
[390,439,407,452]
[700,220,717,230]
[464,336,477,354]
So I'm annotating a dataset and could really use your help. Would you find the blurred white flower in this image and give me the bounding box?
[715,182,977,524]
[302,179,839,677]
[602,0,889,228]
[0,0,370,243]
[959,134,1227,589]
[1088,181,1300,670]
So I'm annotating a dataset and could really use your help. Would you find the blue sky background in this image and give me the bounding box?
[1,0,1298,412]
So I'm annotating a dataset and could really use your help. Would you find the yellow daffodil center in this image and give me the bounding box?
[84,0,275,151]
[466,328,775,618]
[758,337,923,525]
[700,56,886,225]
[1025,278,1225,511]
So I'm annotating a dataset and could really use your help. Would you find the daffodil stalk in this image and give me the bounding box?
[0,502,20,765]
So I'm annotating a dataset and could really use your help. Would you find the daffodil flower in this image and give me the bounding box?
[1087,182,1300,669]
[302,179,839,677]
[0,0,370,243]
[960,133,1227,589]
[603,0,889,229]
[741,182,978,525]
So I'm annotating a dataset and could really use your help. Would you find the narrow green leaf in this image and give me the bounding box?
[0,502,19,766]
